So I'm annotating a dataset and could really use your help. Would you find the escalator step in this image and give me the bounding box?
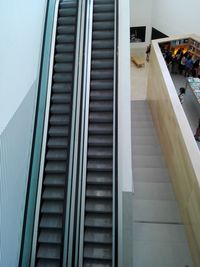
[37,258,60,267]
[49,126,69,137]
[86,185,112,199]
[93,31,114,40]
[40,214,62,229]
[87,172,112,185]
[41,200,63,214]
[56,34,75,44]
[93,13,114,22]
[85,213,112,228]
[88,135,113,146]
[87,159,112,171]
[59,8,77,17]
[88,147,112,159]
[84,228,112,244]
[92,40,114,50]
[93,21,114,31]
[44,174,65,187]
[90,101,113,112]
[91,80,113,90]
[55,53,74,63]
[91,70,113,80]
[89,112,113,123]
[92,49,114,59]
[58,16,76,26]
[93,4,114,13]
[52,83,72,93]
[94,0,114,5]
[38,229,62,244]
[89,124,113,135]
[90,90,113,100]
[83,243,112,260]
[50,115,70,126]
[59,2,77,9]
[53,73,73,83]
[51,93,71,104]
[46,149,67,161]
[54,63,73,73]
[85,199,112,213]
[92,59,113,69]
[56,43,75,53]
[51,104,70,114]
[45,161,66,173]
[57,25,76,34]
[47,138,68,148]
[37,244,61,259]
[42,187,64,200]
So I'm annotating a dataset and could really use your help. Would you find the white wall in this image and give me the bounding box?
[130,0,153,44]
[152,0,200,37]
[0,0,47,134]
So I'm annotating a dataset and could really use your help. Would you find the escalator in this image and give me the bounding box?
[80,0,117,266]
[32,0,78,266]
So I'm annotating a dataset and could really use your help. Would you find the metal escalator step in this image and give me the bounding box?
[83,243,112,260]
[89,124,113,135]
[93,4,114,13]
[44,174,65,187]
[91,70,113,80]
[87,159,112,171]
[93,31,114,40]
[89,112,113,123]
[45,161,66,173]
[40,214,62,229]
[93,22,114,31]
[90,101,113,112]
[87,171,112,185]
[54,63,73,73]
[92,59,113,69]
[85,213,112,228]
[46,149,67,161]
[91,80,113,90]
[86,185,112,199]
[49,126,69,137]
[93,13,114,22]
[94,0,114,4]
[51,93,71,104]
[92,50,114,59]
[59,2,77,9]
[57,34,75,44]
[51,104,70,114]
[52,83,72,93]
[59,8,76,17]
[42,187,64,200]
[37,258,60,267]
[47,138,68,148]
[88,147,112,159]
[58,17,76,25]
[85,199,112,213]
[84,259,112,267]
[84,228,112,244]
[56,44,74,53]
[38,229,62,244]
[37,243,61,259]
[57,25,76,34]
[90,90,113,100]
[55,53,74,63]
[53,73,72,83]
[41,200,63,214]
[88,135,113,146]
[50,115,70,126]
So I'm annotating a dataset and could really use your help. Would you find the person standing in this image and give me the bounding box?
[146,44,151,62]
[194,118,200,142]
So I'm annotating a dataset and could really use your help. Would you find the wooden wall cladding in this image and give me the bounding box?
[147,36,200,267]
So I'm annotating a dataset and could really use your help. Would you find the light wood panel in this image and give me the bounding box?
[147,34,200,267]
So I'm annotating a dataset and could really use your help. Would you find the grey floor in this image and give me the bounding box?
[131,100,193,267]
[171,73,200,149]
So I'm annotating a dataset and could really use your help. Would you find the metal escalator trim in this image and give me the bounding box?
[112,0,118,266]
[62,0,85,265]
[76,0,94,266]
[19,1,59,266]
[30,1,60,266]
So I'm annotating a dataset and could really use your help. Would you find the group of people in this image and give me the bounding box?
[161,48,200,78]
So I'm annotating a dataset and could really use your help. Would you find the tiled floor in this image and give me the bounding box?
[131,47,194,267]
